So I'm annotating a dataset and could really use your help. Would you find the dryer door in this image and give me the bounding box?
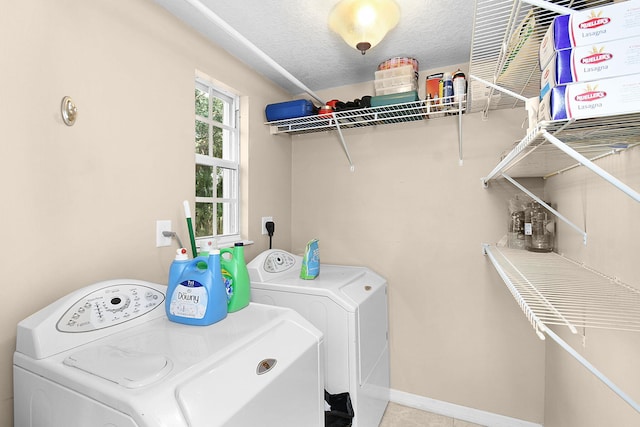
[343,280,389,386]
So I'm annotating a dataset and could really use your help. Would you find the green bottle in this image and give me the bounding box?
[220,242,250,312]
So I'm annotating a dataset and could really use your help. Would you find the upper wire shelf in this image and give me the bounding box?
[469,0,615,114]
[266,98,466,135]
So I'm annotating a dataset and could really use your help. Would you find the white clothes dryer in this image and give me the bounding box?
[247,249,390,427]
[14,279,324,427]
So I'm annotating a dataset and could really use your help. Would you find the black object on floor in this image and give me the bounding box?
[325,390,354,427]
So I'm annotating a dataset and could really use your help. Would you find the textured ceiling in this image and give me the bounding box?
[153,0,475,98]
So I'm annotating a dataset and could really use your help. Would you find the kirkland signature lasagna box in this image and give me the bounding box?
[540,35,640,98]
[539,73,640,121]
[539,0,640,69]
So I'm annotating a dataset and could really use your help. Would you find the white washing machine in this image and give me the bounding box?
[247,250,390,427]
[14,279,324,427]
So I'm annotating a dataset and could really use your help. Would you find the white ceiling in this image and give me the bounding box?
[153,0,475,99]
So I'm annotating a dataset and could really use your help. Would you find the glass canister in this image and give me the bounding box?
[524,202,533,250]
[507,196,526,249]
[508,210,525,249]
[527,202,554,252]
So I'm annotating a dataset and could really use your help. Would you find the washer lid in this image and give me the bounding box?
[63,344,172,388]
[176,318,321,426]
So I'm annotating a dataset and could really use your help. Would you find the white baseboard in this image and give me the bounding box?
[389,389,543,427]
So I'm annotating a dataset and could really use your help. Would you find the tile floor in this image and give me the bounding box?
[379,402,486,427]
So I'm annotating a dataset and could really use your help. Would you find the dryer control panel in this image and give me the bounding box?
[263,250,297,273]
[57,284,165,332]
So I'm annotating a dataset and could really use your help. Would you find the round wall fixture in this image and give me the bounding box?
[61,96,78,126]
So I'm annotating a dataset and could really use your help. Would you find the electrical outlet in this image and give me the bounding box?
[156,220,172,247]
[261,216,273,235]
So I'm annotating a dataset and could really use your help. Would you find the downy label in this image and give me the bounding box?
[169,280,208,319]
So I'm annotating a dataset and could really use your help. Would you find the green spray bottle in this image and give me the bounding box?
[220,242,250,312]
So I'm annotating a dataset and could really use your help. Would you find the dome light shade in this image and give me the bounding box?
[329,0,400,55]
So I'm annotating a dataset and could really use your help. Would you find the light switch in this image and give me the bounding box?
[156,220,172,247]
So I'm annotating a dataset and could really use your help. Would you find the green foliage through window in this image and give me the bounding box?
[194,76,239,241]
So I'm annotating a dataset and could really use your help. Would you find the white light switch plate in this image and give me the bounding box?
[156,220,172,247]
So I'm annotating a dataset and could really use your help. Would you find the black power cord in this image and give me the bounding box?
[265,221,275,249]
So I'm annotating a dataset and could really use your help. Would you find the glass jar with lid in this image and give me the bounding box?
[527,201,554,252]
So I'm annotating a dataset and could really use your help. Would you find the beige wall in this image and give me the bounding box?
[544,147,640,426]
[0,1,291,425]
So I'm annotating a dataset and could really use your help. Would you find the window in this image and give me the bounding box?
[194,76,240,246]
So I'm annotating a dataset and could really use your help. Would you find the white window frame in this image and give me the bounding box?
[195,74,241,248]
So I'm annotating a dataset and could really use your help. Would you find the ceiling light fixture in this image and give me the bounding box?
[329,0,400,55]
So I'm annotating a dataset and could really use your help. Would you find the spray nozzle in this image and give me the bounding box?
[175,247,189,260]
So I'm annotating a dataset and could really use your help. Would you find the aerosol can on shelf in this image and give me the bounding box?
[166,250,228,326]
[442,72,454,107]
[220,242,250,312]
[453,69,466,105]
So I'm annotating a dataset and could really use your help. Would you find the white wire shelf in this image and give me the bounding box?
[469,0,614,114]
[484,244,640,413]
[485,112,640,181]
[484,245,640,335]
[265,98,466,135]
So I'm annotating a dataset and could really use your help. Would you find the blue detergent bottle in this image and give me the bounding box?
[165,250,228,326]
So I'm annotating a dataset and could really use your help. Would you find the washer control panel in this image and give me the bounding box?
[57,284,165,332]
[263,250,297,273]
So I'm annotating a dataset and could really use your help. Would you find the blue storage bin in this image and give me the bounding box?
[265,99,315,121]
